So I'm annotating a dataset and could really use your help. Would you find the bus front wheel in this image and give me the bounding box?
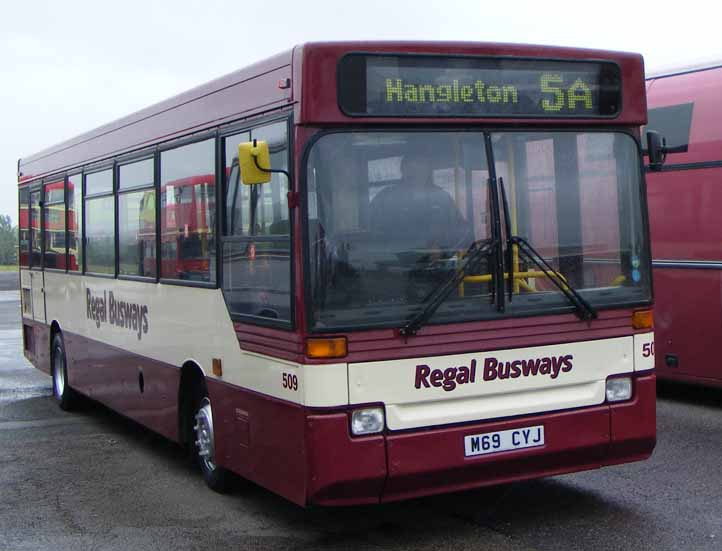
[191,390,231,493]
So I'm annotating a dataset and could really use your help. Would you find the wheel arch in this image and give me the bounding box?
[178,360,207,446]
[48,320,63,371]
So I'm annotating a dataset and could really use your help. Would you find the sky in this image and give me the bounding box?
[2,0,720,226]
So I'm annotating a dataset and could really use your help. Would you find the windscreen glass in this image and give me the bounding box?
[306,130,650,331]
[491,131,649,317]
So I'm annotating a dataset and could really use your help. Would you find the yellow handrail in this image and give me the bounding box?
[462,270,566,283]
[458,269,568,296]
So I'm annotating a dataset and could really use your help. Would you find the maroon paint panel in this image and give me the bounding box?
[608,374,657,463]
[381,405,611,503]
[647,168,722,262]
[62,329,180,442]
[653,268,722,385]
[299,42,647,126]
[238,307,644,365]
[305,413,386,506]
[380,375,656,503]
[208,378,308,506]
[22,320,50,375]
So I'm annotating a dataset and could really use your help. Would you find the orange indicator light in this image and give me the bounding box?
[306,337,348,359]
[632,310,653,330]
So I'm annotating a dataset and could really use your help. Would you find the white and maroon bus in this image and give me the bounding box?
[18,42,656,506]
[645,62,722,388]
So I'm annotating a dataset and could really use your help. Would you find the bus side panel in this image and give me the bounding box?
[647,164,722,385]
[208,379,308,506]
[653,268,722,384]
[21,319,51,375]
[65,330,180,442]
[648,168,722,262]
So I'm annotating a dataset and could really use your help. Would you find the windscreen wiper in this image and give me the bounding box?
[497,176,596,321]
[511,235,597,321]
[399,238,497,337]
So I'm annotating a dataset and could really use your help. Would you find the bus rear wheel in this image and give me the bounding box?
[191,392,231,493]
[51,333,79,411]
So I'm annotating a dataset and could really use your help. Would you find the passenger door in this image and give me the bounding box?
[29,187,46,323]
[221,120,292,325]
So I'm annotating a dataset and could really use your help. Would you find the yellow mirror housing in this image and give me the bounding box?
[238,140,272,185]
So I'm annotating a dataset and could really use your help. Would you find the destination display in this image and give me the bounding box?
[338,54,622,118]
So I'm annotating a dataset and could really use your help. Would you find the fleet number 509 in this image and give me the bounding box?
[642,342,655,358]
[282,372,298,391]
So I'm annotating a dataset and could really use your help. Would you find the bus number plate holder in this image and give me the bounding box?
[464,425,545,457]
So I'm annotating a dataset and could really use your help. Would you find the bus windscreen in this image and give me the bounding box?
[338,54,621,118]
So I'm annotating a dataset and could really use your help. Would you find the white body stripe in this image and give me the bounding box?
[349,335,650,430]
[23,270,652,425]
[633,333,655,372]
[23,270,347,408]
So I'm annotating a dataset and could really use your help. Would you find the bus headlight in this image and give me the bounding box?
[351,407,385,435]
[606,377,633,402]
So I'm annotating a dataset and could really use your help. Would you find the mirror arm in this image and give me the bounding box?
[252,154,290,182]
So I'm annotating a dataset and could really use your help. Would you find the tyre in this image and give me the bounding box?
[191,389,231,493]
[51,333,79,411]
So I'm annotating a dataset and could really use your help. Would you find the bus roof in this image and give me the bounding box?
[647,59,722,80]
[19,41,646,184]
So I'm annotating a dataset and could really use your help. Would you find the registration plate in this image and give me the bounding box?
[464,425,545,457]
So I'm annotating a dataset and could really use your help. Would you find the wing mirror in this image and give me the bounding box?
[646,130,667,171]
[238,140,272,185]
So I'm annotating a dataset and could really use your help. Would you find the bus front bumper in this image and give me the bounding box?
[305,372,656,506]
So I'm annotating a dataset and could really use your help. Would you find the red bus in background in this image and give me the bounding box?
[156,174,215,280]
[646,63,722,388]
[18,42,656,507]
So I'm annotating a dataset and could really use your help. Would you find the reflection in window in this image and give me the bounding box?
[85,196,115,274]
[222,121,291,322]
[119,159,156,277]
[119,158,153,190]
[306,131,485,331]
[85,170,113,195]
[67,174,82,271]
[18,187,30,267]
[43,180,66,269]
[30,190,41,268]
[491,131,649,313]
[160,139,216,282]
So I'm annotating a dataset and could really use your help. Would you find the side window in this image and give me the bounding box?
[644,102,694,154]
[29,189,42,268]
[84,169,115,274]
[224,131,249,235]
[118,158,156,278]
[222,120,291,323]
[160,139,216,282]
[67,174,82,271]
[43,179,66,269]
[18,187,30,268]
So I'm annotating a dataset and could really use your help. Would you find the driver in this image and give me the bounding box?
[369,150,471,252]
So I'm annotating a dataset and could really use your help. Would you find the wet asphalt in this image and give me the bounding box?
[0,271,720,551]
